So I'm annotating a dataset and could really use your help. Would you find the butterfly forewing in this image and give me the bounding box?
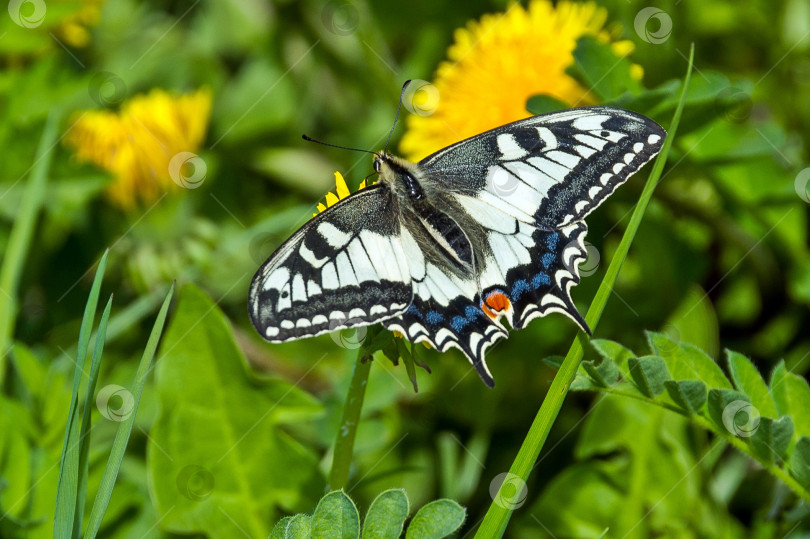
[421,106,665,229]
[249,186,416,342]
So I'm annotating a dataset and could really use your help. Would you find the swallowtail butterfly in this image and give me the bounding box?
[249,104,665,387]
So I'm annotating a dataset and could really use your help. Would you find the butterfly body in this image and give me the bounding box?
[249,106,665,387]
[376,152,482,278]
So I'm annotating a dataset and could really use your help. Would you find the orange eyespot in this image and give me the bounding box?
[482,290,511,319]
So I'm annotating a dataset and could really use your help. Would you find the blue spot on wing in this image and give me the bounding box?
[447,305,486,334]
[451,315,469,332]
[406,304,422,319]
[465,305,481,319]
[425,310,445,325]
[511,279,530,300]
[546,232,559,250]
[532,272,550,289]
[541,252,555,268]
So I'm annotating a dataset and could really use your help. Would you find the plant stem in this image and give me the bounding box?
[475,46,695,539]
[328,348,373,490]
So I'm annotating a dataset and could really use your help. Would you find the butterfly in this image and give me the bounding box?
[248,105,665,387]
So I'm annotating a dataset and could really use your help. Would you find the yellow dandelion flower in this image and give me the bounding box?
[55,0,106,48]
[314,172,371,216]
[65,88,213,210]
[400,0,639,161]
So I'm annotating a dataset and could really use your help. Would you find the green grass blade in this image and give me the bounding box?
[74,294,114,537]
[475,45,696,539]
[54,249,109,539]
[102,287,165,343]
[84,283,175,539]
[0,111,60,380]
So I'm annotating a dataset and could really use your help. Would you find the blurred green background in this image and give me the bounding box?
[1,0,809,537]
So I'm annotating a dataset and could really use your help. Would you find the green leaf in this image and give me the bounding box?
[8,344,46,402]
[148,284,322,538]
[54,248,108,538]
[0,384,41,525]
[647,332,732,390]
[525,397,734,538]
[750,416,794,465]
[437,431,489,503]
[607,77,679,110]
[289,514,314,537]
[406,499,466,539]
[708,389,756,437]
[770,361,810,438]
[664,381,707,414]
[85,285,175,538]
[789,437,810,488]
[570,371,598,392]
[727,351,778,418]
[362,489,409,539]
[287,514,313,537]
[628,356,670,398]
[568,36,642,102]
[770,362,790,415]
[681,346,726,384]
[521,462,624,537]
[398,339,419,392]
[361,325,394,356]
[591,340,635,375]
[381,337,400,365]
[647,71,731,117]
[526,95,569,115]
[582,358,620,388]
[648,72,737,134]
[269,516,294,539]
[311,491,360,539]
[541,356,564,369]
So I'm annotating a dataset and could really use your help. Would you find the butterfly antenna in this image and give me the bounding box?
[384,80,412,152]
[301,134,378,156]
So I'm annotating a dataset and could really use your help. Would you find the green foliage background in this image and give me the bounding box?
[1,0,809,537]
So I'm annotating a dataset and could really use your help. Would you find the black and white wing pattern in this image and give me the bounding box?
[249,185,417,341]
[384,107,665,386]
[423,106,665,229]
[249,105,665,388]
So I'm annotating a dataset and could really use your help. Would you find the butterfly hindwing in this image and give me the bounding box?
[383,219,590,387]
[249,185,416,341]
[383,264,508,387]
[481,222,590,331]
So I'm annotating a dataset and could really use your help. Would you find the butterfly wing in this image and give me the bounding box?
[444,107,665,329]
[249,185,419,342]
[421,106,666,229]
[381,220,586,388]
[383,264,508,387]
[387,107,665,385]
